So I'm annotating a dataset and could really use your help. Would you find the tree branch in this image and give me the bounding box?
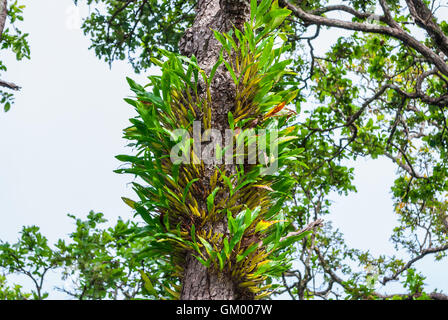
[381,243,448,285]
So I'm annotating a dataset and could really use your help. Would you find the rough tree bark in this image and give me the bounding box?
[178,0,251,300]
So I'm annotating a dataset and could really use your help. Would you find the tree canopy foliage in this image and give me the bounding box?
[0,0,29,112]
[0,212,177,300]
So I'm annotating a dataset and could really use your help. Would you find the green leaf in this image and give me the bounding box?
[259,37,274,69]
[274,231,311,252]
[172,164,180,183]
[227,210,237,235]
[126,77,144,92]
[243,206,261,229]
[256,0,272,24]
[213,30,230,54]
[217,250,225,271]
[135,204,154,225]
[223,32,238,52]
[190,224,197,244]
[229,228,245,252]
[198,236,214,257]
[265,8,291,31]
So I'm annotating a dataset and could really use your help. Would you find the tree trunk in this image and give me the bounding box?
[178,0,251,300]
[0,0,7,39]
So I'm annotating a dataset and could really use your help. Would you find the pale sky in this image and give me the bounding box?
[0,0,446,299]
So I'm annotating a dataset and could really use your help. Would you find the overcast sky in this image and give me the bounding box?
[0,0,446,299]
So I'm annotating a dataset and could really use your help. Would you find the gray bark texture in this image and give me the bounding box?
[0,0,7,39]
[178,0,252,300]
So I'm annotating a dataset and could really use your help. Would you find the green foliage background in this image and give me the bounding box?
[1,0,448,300]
